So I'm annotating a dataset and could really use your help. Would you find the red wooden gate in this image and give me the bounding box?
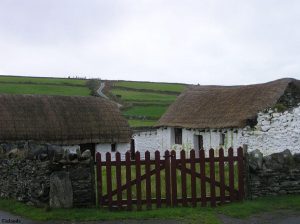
[96,147,244,210]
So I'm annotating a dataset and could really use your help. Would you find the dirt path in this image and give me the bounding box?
[97,82,109,100]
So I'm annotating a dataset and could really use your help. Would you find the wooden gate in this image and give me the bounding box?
[96,147,244,210]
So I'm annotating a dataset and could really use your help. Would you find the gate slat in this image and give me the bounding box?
[228,147,235,202]
[237,147,245,201]
[171,150,177,206]
[219,148,225,204]
[125,151,132,211]
[190,149,196,207]
[155,151,161,208]
[116,152,122,209]
[145,151,152,209]
[96,153,102,207]
[165,150,171,207]
[180,150,187,207]
[106,152,113,209]
[136,151,142,210]
[209,149,216,207]
[199,149,206,207]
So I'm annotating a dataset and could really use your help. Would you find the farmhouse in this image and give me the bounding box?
[133,78,300,155]
[0,94,131,159]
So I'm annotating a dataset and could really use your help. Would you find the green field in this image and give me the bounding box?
[110,81,187,127]
[123,105,168,118]
[0,76,86,86]
[114,81,186,92]
[0,83,90,96]
[111,89,177,102]
[0,76,187,127]
[0,75,90,96]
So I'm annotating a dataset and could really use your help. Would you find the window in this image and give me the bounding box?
[111,143,116,152]
[174,128,182,144]
[198,135,203,150]
[220,133,226,145]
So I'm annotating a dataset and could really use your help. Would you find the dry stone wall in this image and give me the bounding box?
[247,149,300,198]
[0,141,95,208]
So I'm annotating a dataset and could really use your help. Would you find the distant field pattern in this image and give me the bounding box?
[111,80,187,127]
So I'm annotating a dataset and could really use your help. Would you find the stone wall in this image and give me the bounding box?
[0,141,95,208]
[247,149,300,198]
[239,105,300,155]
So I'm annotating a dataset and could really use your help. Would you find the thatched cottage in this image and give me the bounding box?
[0,94,131,159]
[133,78,300,155]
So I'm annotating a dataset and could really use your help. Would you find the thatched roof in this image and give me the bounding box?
[0,94,131,144]
[157,78,300,129]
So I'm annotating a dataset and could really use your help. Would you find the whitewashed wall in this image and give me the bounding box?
[133,106,300,157]
[132,130,160,159]
[238,106,300,155]
[96,143,130,161]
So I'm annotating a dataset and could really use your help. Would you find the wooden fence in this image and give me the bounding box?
[96,147,245,210]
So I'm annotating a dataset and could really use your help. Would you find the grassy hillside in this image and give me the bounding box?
[0,75,90,96]
[0,76,187,127]
[108,80,187,127]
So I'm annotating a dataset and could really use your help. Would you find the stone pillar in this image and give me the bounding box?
[49,171,73,208]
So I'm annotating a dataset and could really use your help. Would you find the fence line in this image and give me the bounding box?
[96,147,244,210]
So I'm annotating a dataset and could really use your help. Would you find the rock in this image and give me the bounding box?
[50,171,73,208]
[81,150,91,160]
[264,149,294,170]
[7,148,27,159]
[38,153,48,161]
[249,149,263,171]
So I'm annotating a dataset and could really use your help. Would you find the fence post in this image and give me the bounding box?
[200,149,206,207]
[209,148,216,207]
[243,144,251,199]
[171,150,178,207]
[106,152,112,209]
[180,150,187,207]
[228,147,235,202]
[237,147,245,201]
[125,151,132,211]
[116,152,122,209]
[96,153,102,207]
[155,150,161,208]
[165,150,171,207]
[145,151,152,210]
[219,148,225,204]
[190,149,196,207]
[136,151,142,210]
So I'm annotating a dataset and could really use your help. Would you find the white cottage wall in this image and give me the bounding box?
[96,143,130,161]
[132,130,160,159]
[238,105,300,155]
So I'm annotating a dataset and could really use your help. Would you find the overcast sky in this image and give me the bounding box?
[0,0,300,85]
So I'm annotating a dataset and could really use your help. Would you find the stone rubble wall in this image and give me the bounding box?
[247,149,300,198]
[239,105,300,155]
[0,141,95,208]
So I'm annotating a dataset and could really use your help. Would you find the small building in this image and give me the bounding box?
[0,94,131,159]
[133,78,300,155]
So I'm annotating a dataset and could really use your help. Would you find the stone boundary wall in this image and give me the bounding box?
[0,141,95,208]
[247,149,300,198]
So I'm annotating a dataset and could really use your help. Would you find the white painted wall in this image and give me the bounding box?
[96,143,130,161]
[238,106,300,155]
[133,106,300,157]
